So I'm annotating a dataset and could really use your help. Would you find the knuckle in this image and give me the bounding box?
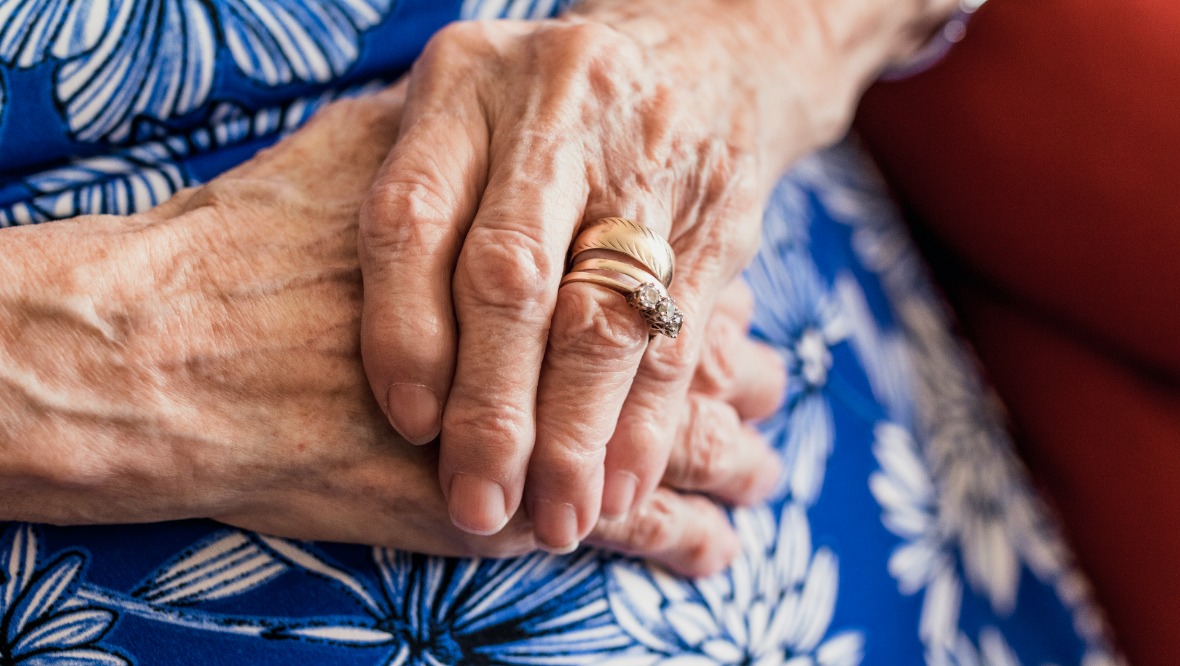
[533,21,644,107]
[544,21,635,65]
[422,21,485,63]
[359,179,455,259]
[643,334,699,385]
[549,286,646,361]
[624,493,680,554]
[456,226,554,315]
[683,397,740,487]
[444,399,531,455]
[695,317,741,396]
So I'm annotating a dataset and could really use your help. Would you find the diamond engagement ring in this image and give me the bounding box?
[628,281,684,339]
[560,218,683,339]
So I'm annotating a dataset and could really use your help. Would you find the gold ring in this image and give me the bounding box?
[561,257,684,339]
[568,217,675,288]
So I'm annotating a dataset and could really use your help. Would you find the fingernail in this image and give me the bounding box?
[601,470,639,519]
[386,383,441,445]
[530,499,580,554]
[448,474,509,536]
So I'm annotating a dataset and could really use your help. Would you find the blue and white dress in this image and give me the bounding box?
[0,1,1123,664]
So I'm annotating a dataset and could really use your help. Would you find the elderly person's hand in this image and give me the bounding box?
[0,86,782,576]
[358,0,955,550]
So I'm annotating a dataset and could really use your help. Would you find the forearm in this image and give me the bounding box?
[573,0,956,179]
[0,218,198,521]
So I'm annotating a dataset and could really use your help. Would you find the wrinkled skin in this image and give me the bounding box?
[359,17,770,553]
[0,85,786,576]
[357,0,951,551]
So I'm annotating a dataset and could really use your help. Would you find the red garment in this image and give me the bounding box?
[856,0,1180,663]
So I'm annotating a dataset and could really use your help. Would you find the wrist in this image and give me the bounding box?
[571,0,958,178]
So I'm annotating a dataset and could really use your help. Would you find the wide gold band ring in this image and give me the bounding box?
[568,217,675,288]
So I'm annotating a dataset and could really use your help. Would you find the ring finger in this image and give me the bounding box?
[525,212,674,552]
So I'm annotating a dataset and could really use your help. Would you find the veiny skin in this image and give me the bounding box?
[0,0,955,575]
[0,86,788,577]
[357,0,958,552]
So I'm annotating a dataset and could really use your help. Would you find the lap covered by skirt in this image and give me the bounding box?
[0,1,1121,663]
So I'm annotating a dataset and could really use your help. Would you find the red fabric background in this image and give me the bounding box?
[856,0,1180,663]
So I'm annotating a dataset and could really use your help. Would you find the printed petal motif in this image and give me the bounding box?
[0,524,38,617]
[21,647,130,666]
[0,525,126,665]
[273,624,396,645]
[606,503,863,665]
[746,242,847,504]
[460,0,561,20]
[0,0,110,67]
[9,141,189,223]
[267,547,623,664]
[257,537,382,614]
[9,553,85,642]
[12,0,394,143]
[217,0,394,85]
[13,608,115,655]
[0,83,360,228]
[804,141,1124,661]
[927,628,1021,666]
[375,549,624,664]
[133,532,288,606]
[57,0,215,143]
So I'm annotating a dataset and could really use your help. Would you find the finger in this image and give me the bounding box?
[601,146,762,520]
[524,278,650,552]
[712,277,756,323]
[662,394,781,505]
[358,27,489,445]
[587,488,740,578]
[692,309,787,422]
[524,201,676,551]
[439,127,588,536]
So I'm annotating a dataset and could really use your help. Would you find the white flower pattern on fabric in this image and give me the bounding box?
[604,503,864,665]
[927,628,1021,666]
[264,545,624,665]
[797,142,1123,663]
[870,422,962,649]
[746,241,849,505]
[0,0,394,143]
[0,0,108,66]
[70,531,626,664]
[0,83,376,226]
[461,0,567,21]
[0,0,115,142]
[0,525,127,666]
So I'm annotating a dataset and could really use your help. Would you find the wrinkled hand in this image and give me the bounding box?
[0,86,783,575]
[359,17,773,551]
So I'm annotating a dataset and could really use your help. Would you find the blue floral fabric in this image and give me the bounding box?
[0,1,1124,664]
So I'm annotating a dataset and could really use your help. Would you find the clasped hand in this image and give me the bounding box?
[358,18,781,555]
[1,76,782,576]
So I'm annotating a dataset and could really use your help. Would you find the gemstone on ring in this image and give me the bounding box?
[628,282,684,338]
